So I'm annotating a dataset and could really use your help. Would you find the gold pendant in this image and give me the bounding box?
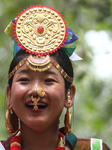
[27,54,52,72]
[31,95,40,111]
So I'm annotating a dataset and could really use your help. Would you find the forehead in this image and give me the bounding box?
[8,53,73,83]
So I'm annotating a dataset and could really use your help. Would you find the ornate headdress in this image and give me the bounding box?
[5,5,81,83]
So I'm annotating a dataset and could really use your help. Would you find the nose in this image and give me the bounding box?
[29,82,38,96]
[29,82,45,97]
[29,83,45,111]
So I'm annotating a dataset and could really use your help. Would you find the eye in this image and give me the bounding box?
[19,78,29,82]
[45,78,56,83]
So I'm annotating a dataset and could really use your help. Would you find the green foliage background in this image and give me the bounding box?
[0,0,112,148]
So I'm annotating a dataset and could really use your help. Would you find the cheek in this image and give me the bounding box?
[47,84,66,105]
[11,83,26,105]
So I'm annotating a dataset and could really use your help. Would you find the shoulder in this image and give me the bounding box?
[74,138,110,150]
[59,128,110,150]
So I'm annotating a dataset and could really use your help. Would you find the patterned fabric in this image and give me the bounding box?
[1,136,12,150]
[0,133,110,150]
[74,138,110,150]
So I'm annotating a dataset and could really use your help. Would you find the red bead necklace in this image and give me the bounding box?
[11,132,65,150]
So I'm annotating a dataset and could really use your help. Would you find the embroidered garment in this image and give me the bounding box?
[74,138,110,150]
[1,131,110,150]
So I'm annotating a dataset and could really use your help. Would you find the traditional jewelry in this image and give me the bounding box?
[8,56,73,83]
[26,54,52,72]
[51,59,73,83]
[7,57,27,79]
[67,89,71,104]
[5,108,19,135]
[37,87,45,97]
[64,89,72,134]
[64,108,72,134]
[11,131,65,150]
[6,5,75,83]
[13,5,67,55]
[31,87,45,111]
[31,95,40,111]
[5,5,81,84]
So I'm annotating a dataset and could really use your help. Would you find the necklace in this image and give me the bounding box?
[11,131,65,150]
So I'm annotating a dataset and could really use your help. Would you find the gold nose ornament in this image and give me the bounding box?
[37,87,45,97]
[31,87,45,111]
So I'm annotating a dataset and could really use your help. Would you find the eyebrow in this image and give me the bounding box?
[17,69,31,74]
[44,70,59,76]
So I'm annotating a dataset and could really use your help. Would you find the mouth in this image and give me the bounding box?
[26,102,48,110]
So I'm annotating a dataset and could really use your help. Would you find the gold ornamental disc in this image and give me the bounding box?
[14,6,67,55]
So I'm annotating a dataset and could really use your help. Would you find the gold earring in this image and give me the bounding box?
[5,91,19,134]
[64,108,72,134]
[64,89,72,134]
[67,89,71,104]
[5,108,19,135]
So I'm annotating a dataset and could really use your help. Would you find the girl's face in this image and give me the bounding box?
[7,62,68,131]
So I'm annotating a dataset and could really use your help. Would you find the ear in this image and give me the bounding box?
[64,84,76,108]
[6,85,12,108]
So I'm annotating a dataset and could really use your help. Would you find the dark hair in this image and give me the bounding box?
[8,49,74,91]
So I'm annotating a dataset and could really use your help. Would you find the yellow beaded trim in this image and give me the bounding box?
[7,58,27,79]
[7,57,73,83]
[51,59,73,83]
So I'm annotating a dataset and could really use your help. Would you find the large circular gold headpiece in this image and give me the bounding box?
[14,5,67,55]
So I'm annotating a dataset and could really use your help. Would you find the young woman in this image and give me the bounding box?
[0,5,110,150]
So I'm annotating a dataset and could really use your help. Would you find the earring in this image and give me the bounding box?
[64,89,72,134]
[64,108,72,134]
[5,108,19,135]
[67,89,71,105]
[5,92,19,135]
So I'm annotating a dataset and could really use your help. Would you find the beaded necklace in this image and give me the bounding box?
[11,132,65,150]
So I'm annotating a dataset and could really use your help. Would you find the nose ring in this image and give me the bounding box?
[37,87,45,97]
[31,95,40,111]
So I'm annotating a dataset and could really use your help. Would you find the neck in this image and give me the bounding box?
[20,122,60,150]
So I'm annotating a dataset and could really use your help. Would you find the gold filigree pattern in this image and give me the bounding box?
[51,59,73,83]
[26,54,52,72]
[37,87,45,97]
[15,6,66,54]
[31,95,40,111]
[7,58,27,79]
[8,55,73,83]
